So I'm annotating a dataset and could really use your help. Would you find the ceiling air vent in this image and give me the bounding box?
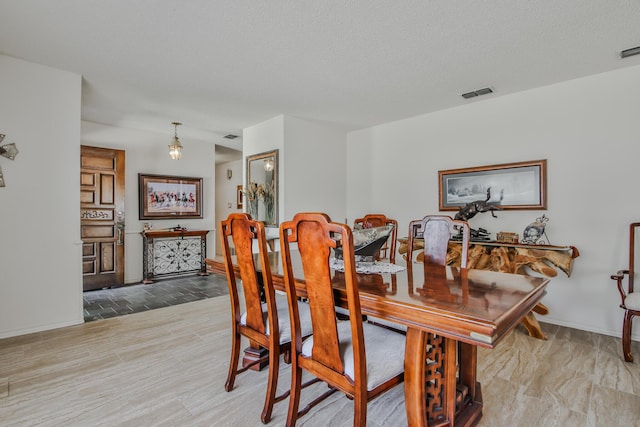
[621,45,640,59]
[462,87,493,99]
[223,134,239,140]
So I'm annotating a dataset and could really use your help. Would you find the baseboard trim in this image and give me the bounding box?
[0,317,84,340]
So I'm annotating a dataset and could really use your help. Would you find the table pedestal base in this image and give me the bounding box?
[405,328,483,427]
[242,346,269,371]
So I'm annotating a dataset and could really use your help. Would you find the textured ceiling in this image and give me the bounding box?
[1,0,639,152]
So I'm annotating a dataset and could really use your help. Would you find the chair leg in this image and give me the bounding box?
[353,393,367,427]
[261,347,280,424]
[225,330,241,391]
[622,311,634,363]
[286,363,303,427]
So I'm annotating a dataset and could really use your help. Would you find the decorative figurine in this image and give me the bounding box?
[522,214,550,245]
[454,187,503,221]
[454,187,503,241]
[496,231,519,244]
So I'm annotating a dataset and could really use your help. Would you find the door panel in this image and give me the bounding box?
[81,146,125,291]
[81,224,115,238]
[100,174,114,204]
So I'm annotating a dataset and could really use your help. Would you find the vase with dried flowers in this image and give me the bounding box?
[242,181,263,220]
[262,180,275,225]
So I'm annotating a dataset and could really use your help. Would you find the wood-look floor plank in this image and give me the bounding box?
[1,294,640,426]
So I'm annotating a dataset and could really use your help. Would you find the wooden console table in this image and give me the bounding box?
[398,237,579,340]
[141,229,209,283]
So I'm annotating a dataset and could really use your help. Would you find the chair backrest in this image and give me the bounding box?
[280,212,365,390]
[220,213,277,339]
[407,215,470,267]
[353,214,398,263]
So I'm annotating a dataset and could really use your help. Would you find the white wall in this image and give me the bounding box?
[81,121,217,283]
[347,64,640,340]
[243,115,286,225]
[243,115,348,227]
[0,55,83,338]
[283,116,347,223]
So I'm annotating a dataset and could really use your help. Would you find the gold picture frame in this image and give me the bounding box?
[139,173,203,219]
[439,159,547,211]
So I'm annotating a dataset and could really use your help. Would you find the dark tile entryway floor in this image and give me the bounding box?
[83,273,229,322]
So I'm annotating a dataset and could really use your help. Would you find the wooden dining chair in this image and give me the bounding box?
[279,212,405,427]
[353,214,398,263]
[406,214,475,419]
[219,213,313,424]
[367,214,469,334]
[407,214,470,268]
[611,222,640,362]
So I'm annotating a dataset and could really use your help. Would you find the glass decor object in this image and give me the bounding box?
[168,122,183,160]
[334,225,395,264]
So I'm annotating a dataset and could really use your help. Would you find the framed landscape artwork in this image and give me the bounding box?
[439,159,547,211]
[139,174,203,219]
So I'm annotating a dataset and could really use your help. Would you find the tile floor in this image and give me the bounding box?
[83,273,229,322]
[4,297,640,426]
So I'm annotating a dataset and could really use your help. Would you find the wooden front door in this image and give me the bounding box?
[81,146,125,291]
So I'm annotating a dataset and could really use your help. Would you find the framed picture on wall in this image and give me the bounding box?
[438,159,547,211]
[139,173,203,219]
[236,185,243,209]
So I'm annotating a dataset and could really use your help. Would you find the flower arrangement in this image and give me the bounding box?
[262,180,275,224]
[242,181,264,218]
[242,181,263,202]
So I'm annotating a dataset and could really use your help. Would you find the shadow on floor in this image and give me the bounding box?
[83,273,229,322]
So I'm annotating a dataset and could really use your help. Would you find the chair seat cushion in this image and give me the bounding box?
[301,321,405,391]
[626,292,640,310]
[241,294,313,344]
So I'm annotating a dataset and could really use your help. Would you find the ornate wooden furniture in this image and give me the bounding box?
[140,229,209,283]
[398,237,578,339]
[611,222,640,362]
[354,214,398,262]
[280,213,405,426]
[407,215,470,267]
[219,213,313,423]
[206,245,549,426]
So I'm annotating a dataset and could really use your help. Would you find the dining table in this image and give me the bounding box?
[206,253,549,427]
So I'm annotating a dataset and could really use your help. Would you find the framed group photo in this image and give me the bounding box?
[139,173,203,219]
[439,159,547,211]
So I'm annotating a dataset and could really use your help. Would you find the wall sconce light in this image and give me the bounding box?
[264,158,274,171]
[168,121,183,160]
[227,169,233,179]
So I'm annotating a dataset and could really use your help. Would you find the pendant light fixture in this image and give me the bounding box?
[169,121,183,160]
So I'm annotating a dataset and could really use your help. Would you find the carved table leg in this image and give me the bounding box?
[404,328,483,427]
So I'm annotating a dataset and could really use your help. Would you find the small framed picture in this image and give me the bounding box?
[139,174,203,219]
[236,185,243,209]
